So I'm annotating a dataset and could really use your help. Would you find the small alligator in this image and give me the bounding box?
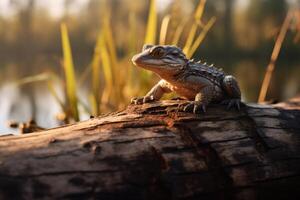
[131,45,242,113]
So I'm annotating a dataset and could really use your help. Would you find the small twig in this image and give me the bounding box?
[258,11,294,103]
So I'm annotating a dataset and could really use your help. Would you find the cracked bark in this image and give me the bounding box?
[0,98,300,200]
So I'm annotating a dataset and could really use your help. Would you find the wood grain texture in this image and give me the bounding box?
[0,99,299,200]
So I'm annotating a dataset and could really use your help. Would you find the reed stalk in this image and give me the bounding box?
[60,23,79,121]
[258,11,293,103]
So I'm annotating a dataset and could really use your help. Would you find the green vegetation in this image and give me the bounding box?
[61,23,79,121]
[26,0,216,122]
[145,0,157,45]
[1,0,300,124]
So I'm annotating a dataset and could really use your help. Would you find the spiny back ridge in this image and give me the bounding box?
[188,60,225,86]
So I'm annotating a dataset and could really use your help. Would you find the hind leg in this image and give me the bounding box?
[221,75,242,110]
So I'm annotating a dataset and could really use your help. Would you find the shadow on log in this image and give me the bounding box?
[0,98,299,200]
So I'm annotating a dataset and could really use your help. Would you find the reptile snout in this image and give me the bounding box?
[131,55,139,65]
[132,54,145,66]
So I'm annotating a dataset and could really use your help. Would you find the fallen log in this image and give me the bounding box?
[0,99,299,200]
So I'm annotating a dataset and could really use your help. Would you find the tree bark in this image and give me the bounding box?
[0,98,299,200]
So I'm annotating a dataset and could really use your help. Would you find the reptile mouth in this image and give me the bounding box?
[136,62,168,68]
[132,56,166,68]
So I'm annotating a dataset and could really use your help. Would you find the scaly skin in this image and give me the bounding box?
[131,45,242,113]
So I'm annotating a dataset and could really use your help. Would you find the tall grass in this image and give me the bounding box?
[159,15,171,45]
[188,17,216,58]
[258,11,293,103]
[91,34,102,116]
[183,0,206,56]
[21,0,215,122]
[144,0,157,45]
[99,32,113,107]
[60,23,79,121]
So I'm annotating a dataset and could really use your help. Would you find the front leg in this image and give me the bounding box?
[131,80,172,104]
[181,86,215,113]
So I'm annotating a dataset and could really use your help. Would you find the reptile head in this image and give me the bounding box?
[132,44,188,77]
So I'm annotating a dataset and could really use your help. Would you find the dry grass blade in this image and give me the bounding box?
[142,0,157,80]
[144,0,157,44]
[258,11,293,103]
[100,40,113,89]
[159,15,171,45]
[16,73,50,85]
[104,19,125,106]
[171,18,188,45]
[78,64,92,87]
[89,94,97,116]
[47,79,65,111]
[91,34,102,115]
[188,17,216,58]
[293,10,300,43]
[183,0,206,55]
[194,0,206,20]
[61,23,79,121]
[99,32,113,106]
[103,16,118,68]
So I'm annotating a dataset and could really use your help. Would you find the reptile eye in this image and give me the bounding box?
[151,47,165,58]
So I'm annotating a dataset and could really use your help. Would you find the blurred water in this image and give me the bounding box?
[0,59,299,135]
[0,83,62,135]
[231,60,300,102]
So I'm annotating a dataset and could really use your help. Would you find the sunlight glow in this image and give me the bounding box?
[0,0,89,18]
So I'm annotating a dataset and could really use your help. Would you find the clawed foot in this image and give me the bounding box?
[178,101,207,114]
[221,99,241,110]
[131,95,155,105]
